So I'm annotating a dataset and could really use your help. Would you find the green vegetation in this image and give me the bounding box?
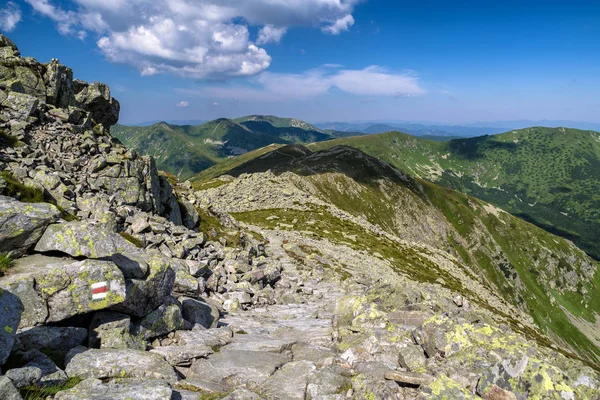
[20,378,83,400]
[0,252,14,276]
[0,131,18,148]
[119,232,143,248]
[0,171,45,203]
[210,144,600,366]
[111,115,361,180]
[309,127,600,260]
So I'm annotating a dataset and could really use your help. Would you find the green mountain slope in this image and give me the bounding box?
[308,127,600,260]
[111,116,361,180]
[194,144,600,366]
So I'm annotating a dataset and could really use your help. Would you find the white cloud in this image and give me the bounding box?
[25,0,362,79]
[323,14,354,35]
[332,66,424,96]
[176,101,189,107]
[0,2,22,32]
[257,25,287,45]
[180,65,425,101]
[212,102,220,106]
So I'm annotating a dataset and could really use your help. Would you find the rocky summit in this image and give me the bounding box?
[0,33,599,400]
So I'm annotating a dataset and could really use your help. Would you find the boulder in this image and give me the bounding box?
[22,349,68,386]
[173,328,232,348]
[34,221,138,258]
[111,251,175,318]
[88,311,130,347]
[180,297,220,329]
[13,326,87,358]
[110,253,148,279]
[131,299,184,340]
[179,199,199,230]
[4,366,42,388]
[64,348,178,382]
[150,345,212,367]
[0,376,21,400]
[75,82,119,129]
[0,255,126,327]
[55,378,172,400]
[398,344,427,372]
[173,270,200,297]
[187,350,289,387]
[0,92,39,117]
[0,288,22,365]
[259,360,316,400]
[0,196,61,257]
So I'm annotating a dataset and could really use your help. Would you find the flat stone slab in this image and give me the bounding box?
[173,328,233,348]
[384,370,435,386]
[259,360,316,400]
[34,221,138,258]
[55,378,173,400]
[188,350,290,387]
[150,344,213,366]
[1,256,126,327]
[222,334,296,353]
[65,348,178,383]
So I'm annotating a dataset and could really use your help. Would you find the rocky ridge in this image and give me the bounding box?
[0,33,599,400]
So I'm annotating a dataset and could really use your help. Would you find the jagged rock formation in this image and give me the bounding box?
[1,33,599,399]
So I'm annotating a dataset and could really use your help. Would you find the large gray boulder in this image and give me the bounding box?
[34,221,138,258]
[0,255,126,328]
[0,196,61,257]
[13,326,87,357]
[180,297,220,329]
[75,82,120,129]
[259,360,316,400]
[131,299,184,340]
[55,378,172,400]
[44,62,76,109]
[0,288,23,366]
[65,348,178,382]
[111,251,175,318]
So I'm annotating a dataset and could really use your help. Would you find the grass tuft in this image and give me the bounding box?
[20,378,83,400]
[0,252,14,276]
[0,171,45,203]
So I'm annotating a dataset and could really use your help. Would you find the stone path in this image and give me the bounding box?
[172,234,349,400]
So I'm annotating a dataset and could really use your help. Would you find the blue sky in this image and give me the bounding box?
[2,0,600,125]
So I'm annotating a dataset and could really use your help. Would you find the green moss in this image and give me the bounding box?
[0,171,45,203]
[0,131,18,148]
[119,232,143,248]
[20,377,83,400]
[0,252,14,276]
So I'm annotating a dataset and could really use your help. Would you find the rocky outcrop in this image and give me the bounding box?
[0,196,60,257]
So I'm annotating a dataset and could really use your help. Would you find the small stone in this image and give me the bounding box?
[384,370,435,386]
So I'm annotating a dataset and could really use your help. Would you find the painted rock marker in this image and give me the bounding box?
[91,282,109,301]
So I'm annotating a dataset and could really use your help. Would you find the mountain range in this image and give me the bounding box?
[111,115,361,180]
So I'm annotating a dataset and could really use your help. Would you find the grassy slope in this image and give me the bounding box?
[112,116,362,180]
[197,144,600,366]
[308,127,600,260]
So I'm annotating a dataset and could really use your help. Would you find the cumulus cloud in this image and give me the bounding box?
[24,0,362,79]
[257,25,287,45]
[180,65,425,101]
[176,101,189,107]
[0,1,22,32]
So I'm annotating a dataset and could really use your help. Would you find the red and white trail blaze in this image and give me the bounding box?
[91,281,108,300]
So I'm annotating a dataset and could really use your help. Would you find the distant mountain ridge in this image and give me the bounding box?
[111,115,362,180]
[309,127,600,261]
